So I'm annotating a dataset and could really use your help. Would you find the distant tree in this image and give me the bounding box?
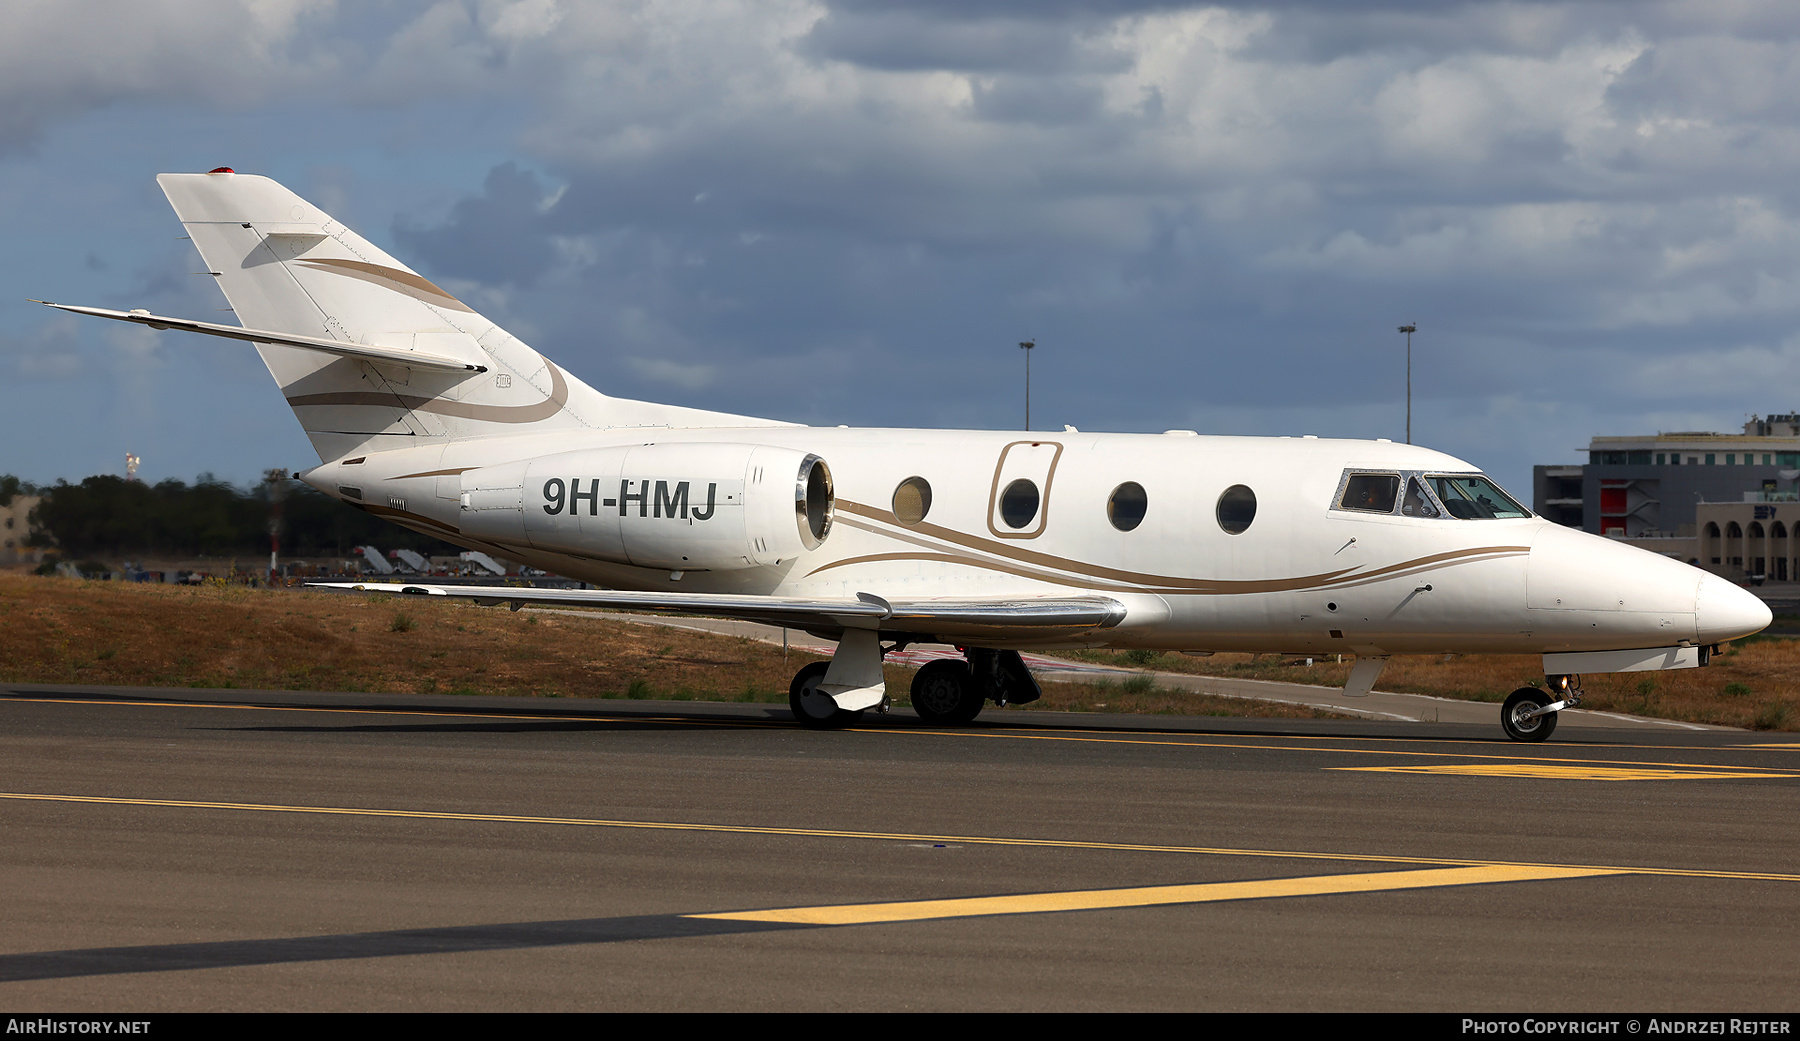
[29,474,461,559]
[0,474,36,508]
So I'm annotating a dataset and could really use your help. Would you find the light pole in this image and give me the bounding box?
[1397,323,1416,444]
[1019,339,1036,430]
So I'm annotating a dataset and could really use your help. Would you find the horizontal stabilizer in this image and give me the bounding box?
[310,582,1127,641]
[37,302,488,374]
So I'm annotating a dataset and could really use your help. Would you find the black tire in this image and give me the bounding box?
[910,659,983,725]
[1501,687,1558,743]
[788,661,863,729]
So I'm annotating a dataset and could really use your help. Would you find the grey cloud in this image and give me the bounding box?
[817,0,1511,20]
[802,9,1132,73]
[393,163,559,287]
[0,0,343,155]
[21,0,1800,495]
[970,77,1107,125]
[1607,36,1800,124]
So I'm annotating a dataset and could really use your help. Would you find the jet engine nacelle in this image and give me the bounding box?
[458,443,833,572]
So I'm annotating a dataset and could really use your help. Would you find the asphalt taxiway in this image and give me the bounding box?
[2,683,1796,1011]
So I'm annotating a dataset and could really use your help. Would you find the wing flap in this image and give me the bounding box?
[309,582,1126,641]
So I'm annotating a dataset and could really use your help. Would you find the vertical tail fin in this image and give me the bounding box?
[159,170,781,463]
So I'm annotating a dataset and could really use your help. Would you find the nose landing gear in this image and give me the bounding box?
[1501,675,1581,742]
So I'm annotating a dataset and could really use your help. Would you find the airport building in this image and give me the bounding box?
[1532,414,1800,581]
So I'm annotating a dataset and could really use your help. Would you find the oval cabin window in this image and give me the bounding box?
[1216,484,1256,534]
[999,478,1040,530]
[1108,482,1147,532]
[892,477,932,525]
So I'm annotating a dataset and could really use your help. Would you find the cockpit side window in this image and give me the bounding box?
[1402,477,1440,518]
[1338,473,1399,514]
[1426,474,1530,519]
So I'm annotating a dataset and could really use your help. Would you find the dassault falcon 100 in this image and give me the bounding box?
[43,169,1772,741]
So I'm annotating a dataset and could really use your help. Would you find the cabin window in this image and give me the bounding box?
[999,478,1040,529]
[1216,485,1256,534]
[1338,474,1398,514]
[1425,475,1529,519]
[1108,482,1148,531]
[892,477,932,525]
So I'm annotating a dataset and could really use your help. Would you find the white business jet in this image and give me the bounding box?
[42,170,1772,741]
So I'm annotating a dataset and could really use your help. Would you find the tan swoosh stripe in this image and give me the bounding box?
[1311,547,1529,590]
[350,501,461,536]
[822,514,1527,596]
[814,527,1154,591]
[392,467,476,480]
[288,359,569,424]
[294,258,474,313]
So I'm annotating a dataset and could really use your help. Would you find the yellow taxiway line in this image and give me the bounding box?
[691,864,1620,925]
[1337,764,1800,780]
[3,790,1799,884]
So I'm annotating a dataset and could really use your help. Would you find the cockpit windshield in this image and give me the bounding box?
[1332,469,1529,520]
[1402,476,1439,518]
[1424,475,1529,519]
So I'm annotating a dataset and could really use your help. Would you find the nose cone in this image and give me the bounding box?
[1696,575,1772,644]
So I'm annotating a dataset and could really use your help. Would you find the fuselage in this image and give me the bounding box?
[300,427,1770,655]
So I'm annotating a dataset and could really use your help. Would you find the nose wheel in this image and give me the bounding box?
[1501,676,1581,742]
[1501,688,1557,742]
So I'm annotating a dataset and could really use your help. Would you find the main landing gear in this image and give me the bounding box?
[1501,675,1582,743]
[909,648,1040,726]
[789,661,863,729]
[787,643,1042,729]
[910,660,983,725]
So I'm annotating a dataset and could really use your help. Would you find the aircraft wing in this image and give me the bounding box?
[309,582,1127,643]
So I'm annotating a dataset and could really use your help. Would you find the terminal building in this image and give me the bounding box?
[1532,414,1800,582]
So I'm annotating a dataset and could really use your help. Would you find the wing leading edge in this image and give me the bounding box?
[309,583,1127,643]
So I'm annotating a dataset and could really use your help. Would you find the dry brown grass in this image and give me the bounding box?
[1067,641,1800,730]
[0,573,1347,720]
[1008,672,1352,720]
[0,572,800,701]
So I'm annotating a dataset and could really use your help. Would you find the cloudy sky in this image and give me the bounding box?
[6,0,1800,499]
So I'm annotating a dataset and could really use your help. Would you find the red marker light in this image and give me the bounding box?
[208,167,235,174]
